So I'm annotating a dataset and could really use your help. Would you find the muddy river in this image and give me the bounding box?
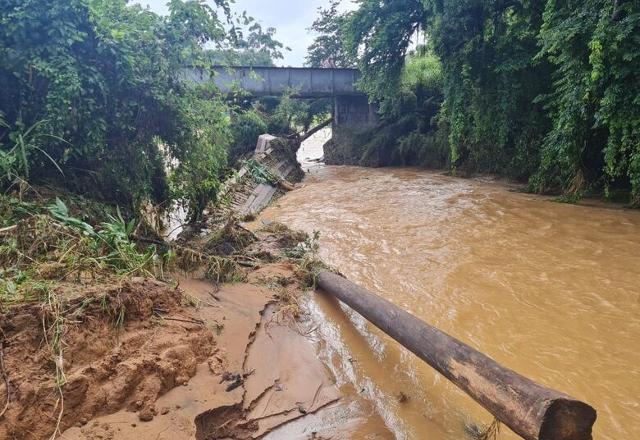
[257,131,640,439]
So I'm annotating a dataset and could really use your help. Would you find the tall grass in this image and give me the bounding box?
[0,117,67,185]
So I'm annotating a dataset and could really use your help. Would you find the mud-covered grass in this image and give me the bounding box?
[0,202,166,305]
[250,221,335,289]
[203,218,256,257]
[466,418,502,440]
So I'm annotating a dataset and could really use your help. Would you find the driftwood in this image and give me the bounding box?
[277,179,295,192]
[317,271,596,440]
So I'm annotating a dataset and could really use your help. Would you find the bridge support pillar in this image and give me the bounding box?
[334,95,377,127]
[325,96,378,165]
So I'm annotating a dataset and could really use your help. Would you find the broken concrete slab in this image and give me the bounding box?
[255,134,278,154]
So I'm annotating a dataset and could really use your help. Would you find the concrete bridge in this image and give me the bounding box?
[185,66,378,129]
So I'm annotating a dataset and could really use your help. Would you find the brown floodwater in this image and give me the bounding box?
[257,132,640,439]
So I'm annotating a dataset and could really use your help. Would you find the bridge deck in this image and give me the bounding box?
[185,66,364,98]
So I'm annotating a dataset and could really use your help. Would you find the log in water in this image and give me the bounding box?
[317,271,597,440]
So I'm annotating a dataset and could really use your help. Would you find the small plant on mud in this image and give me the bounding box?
[283,230,331,287]
[99,209,159,276]
[47,198,95,235]
[283,230,320,260]
[0,118,67,186]
[182,292,202,309]
[270,286,303,323]
[260,223,331,288]
[0,275,51,305]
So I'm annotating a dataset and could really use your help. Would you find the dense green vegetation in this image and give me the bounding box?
[305,0,356,68]
[308,0,640,205]
[4,0,637,208]
[0,0,284,220]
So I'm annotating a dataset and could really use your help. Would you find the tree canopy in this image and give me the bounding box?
[0,0,283,219]
[305,0,357,68]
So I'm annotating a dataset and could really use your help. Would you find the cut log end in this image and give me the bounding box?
[539,399,597,440]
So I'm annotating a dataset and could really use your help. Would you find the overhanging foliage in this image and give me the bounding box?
[0,0,284,219]
[318,0,640,204]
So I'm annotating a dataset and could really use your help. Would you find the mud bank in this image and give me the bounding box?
[57,264,345,440]
[1,228,390,440]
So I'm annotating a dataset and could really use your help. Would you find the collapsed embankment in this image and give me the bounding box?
[0,134,391,440]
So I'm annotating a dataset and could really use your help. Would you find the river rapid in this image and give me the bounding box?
[257,130,640,440]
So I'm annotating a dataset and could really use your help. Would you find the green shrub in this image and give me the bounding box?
[229,110,268,162]
[394,132,448,168]
[0,0,233,217]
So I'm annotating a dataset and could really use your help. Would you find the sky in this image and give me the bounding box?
[134,0,356,66]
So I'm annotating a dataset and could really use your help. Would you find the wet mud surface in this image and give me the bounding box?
[0,261,392,439]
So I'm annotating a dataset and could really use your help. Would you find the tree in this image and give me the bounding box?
[423,0,553,177]
[306,0,357,68]
[0,0,236,218]
[210,11,289,67]
[534,0,640,203]
[342,0,426,102]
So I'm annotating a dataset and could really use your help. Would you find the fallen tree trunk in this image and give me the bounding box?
[317,271,596,440]
[299,117,333,143]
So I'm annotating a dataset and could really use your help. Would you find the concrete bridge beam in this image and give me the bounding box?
[187,66,364,99]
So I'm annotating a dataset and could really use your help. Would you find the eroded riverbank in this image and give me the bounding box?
[259,146,640,439]
[0,220,391,440]
[0,133,394,440]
